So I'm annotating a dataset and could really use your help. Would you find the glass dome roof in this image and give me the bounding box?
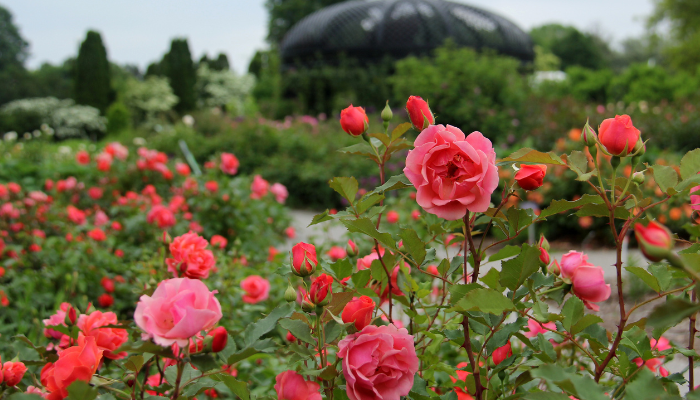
[280,0,535,67]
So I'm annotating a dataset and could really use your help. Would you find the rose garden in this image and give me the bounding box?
[2,1,700,399]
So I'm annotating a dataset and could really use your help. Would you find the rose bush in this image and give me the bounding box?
[0,94,699,400]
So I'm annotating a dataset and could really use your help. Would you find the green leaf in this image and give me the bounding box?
[165,364,198,389]
[625,368,667,400]
[67,380,98,400]
[357,193,384,214]
[329,257,353,280]
[568,150,596,181]
[399,228,426,265]
[488,245,521,262]
[449,283,482,304]
[374,174,412,192]
[649,264,673,291]
[211,374,250,400]
[562,296,584,333]
[537,333,557,362]
[352,269,371,288]
[480,268,501,290]
[570,314,603,335]
[391,122,412,141]
[523,392,573,400]
[338,142,377,160]
[308,210,334,227]
[625,266,660,293]
[576,203,630,219]
[278,319,315,345]
[243,303,294,346]
[507,207,534,236]
[538,194,603,220]
[341,218,396,250]
[498,148,564,166]
[124,355,146,372]
[368,132,391,147]
[182,378,221,397]
[329,177,358,204]
[651,164,679,195]
[7,395,44,400]
[452,288,515,315]
[680,148,700,180]
[530,364,607,400]
[499,244,540,291]
[647,298,700,330]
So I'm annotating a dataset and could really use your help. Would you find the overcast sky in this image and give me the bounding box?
[3,0,656,73]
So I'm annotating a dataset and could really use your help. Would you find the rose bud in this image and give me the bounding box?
[285,331,296,343]
[301,293,314,312]
[548,259,561,276]
[381,101,393,122]
[632,171,645,184]
[386,210,399,224]
[291,242,318,277]
[65,306,78,325]
[309,274,334,306]
[492,341,513,365]
[341,296,375,330]
[598,115,641,156]
[346,240,358,257]
[634,221,674,262]
[538,234,550,251]
[406,96,434,131]
[539,247,550,267]
[2,361,27,386]
[207,327,228,353]
[284,285,297,303]
[98,293,114,308]
[101,277,115,293]
[582,119,597,147]
[571,265,611,311]
[340,105,369,136]
[515,164,547,191]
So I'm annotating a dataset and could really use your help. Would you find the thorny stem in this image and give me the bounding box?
[170,361,185,400]
[462,212,484,400]
[691,289,697,391]
[374,240,393,324]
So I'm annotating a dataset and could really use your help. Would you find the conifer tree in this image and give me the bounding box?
[163,38,196,113]
[74,30,113,113]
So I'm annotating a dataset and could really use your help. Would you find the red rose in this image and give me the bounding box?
[309,274,334,306]
[598,115,641,156]
[340,105,369,136]
[492,341,513,365]
[41,335,103,400]
[291,242,317,277]
[98,293,114,308]
[207,326,228,353]
[341,296,375,330]
[406,96,434,131]
[2,361,27,386]
[166,231,216,280]
[515,164,547,191]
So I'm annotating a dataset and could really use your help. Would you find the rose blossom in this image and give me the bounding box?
[134,278,222,347]
[166,231,216,280]
[77,311,128,359]
[598,115,641,156]
[340,105,369,136]
[515,164,547,191]
[96,152,113,171]
[634,220,673,262]
[338,324,419,400]
[210,235,227,249]
[559,251,591,281]
[404,125,498,220]
[450,362,473,400]
[240,275,270,304]
[220,153,239,175]
[76,151,90,165]
[492,341,513,365]
[66,206,86,225]
[341,296,375,330]
[43,302,72,340]
[524,319,557,338]
[274,370,322,400]
[41,335,103,400]
[326,246,347,261]
[633,336,671,377]
[175,162,191,176]
[570,265,611,311]
[2,361,27,386]
[292,242,317,276]
[147,205,176,229]
[406,95,434,131]
[105,142,129,160]
[270,183,288,204]
[250,175,269,199]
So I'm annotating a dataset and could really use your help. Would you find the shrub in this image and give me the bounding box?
[106,101,131,133]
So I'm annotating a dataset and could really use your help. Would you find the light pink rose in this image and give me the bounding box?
[250,175,270,199]
[274,370,322,400]
[240,275,270,304]
[570,265,611,311]
[691,184,700,211]
[560,251,591,281]
[134,278,222,347]
[338,324,419,400]
[270,183,288,204]
[524,319,557,338]
[220,153,239,175]
[43,302,72,340]
[404,125,498,220]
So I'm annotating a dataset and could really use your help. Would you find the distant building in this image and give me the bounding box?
[280,0,535,68]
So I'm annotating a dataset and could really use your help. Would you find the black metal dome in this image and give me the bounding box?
[280,0,535,67]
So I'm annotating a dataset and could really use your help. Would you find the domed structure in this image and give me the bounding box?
[280,0,535,67]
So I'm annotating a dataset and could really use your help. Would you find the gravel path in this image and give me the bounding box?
[289,209,699,384]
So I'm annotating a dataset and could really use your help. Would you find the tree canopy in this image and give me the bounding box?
[265,0,345,44]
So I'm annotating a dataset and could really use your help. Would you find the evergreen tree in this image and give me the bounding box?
[211,53,229,71]
[74,30,113,113]
[163,38,196,113]
[0,4,31,105]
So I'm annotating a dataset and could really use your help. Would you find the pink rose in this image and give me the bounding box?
[166,231,216,280]
[570,265,611,311]
[274,370,322,400]
[66,206,86,225]
[105,142,129,160]
[250,175,269,199]
[240,275,270,304]
[77,311,128,359]
[598,115,640,156]
[41,335,103,400]
[691,184,700,211]
[338,324,419,400]
[341,296,375,330]
[2,361,27,386]
[134,278,222,347]
[559,251,591,281]
[404,125,499,220]
[43,302,72,340]
[220,153,239,175]
[270,183,288,204]
[326,246,347,261]
[524,319,557,338]
[633,336,671,377]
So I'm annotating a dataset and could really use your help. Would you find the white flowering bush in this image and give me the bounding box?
[196,64,255,115]
[0,97,105,140]
[50,105,106,138]
[123,76,179,123]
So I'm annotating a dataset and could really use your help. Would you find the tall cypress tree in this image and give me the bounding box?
[74,30,112,113]
[163,38,196,113]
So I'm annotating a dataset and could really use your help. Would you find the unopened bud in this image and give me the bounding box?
[548,260,560,276]
[284,285,297,302]
[538,234,550,251]
[162,231,172,245]
[634,220,673,262]
[582,120,598,147]
[381,101,393,122]
[346,239,359,257]
[207,326,228,353]
[65,306,77,325]
[632,171,645,185]
[633,138,646,156]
